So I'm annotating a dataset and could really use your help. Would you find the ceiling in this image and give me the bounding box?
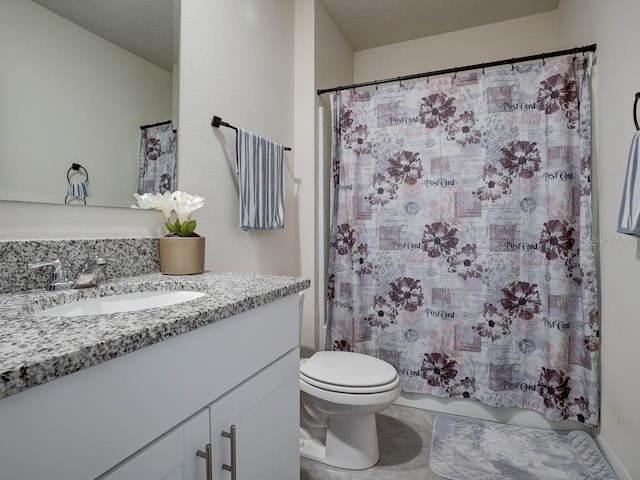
[31,0,175,72]
[319,0,560,51]
[30,0,560,72]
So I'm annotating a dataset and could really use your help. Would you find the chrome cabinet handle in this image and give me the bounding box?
[196,443,212,480]
[221,425,237,480]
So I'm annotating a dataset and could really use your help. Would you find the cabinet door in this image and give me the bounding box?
[210,349,300,480]
[99,409,210,480]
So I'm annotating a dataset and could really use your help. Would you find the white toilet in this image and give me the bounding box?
[299,350,401,470]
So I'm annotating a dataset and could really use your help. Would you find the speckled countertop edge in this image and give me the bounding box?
[0,271,310,400]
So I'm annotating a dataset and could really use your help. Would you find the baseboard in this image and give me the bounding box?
[593,434,632,480]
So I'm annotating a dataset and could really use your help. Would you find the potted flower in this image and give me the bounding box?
[133,191,206,275]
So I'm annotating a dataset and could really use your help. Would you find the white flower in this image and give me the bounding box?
[155,191,176,220]
[132,193,157,210]
[131,190,205,237]
[172,191,205,223]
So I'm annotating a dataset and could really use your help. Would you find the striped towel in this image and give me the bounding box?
[235,128,285,231]
[617,131,640,236]
[67,182,88,198]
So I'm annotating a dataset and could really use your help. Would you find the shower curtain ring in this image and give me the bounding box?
[542,53,546,66]
[482,64,485,75]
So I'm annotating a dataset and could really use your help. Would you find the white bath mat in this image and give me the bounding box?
[430,414,617,480]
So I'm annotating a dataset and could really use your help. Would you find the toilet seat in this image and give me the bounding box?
[300,351,399,394]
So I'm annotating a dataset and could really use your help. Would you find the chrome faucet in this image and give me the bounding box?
[28,256,109,291]
[74,256,109,289]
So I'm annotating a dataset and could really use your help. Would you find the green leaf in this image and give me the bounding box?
[179,219,197,237]
[165,220,178,234]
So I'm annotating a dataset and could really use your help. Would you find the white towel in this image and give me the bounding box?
[617,131,640,236]
[236,128,285,231]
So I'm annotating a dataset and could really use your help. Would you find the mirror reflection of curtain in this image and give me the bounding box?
[138,122,177,194]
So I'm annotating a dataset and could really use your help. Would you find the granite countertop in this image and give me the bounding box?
[0,271,310,400]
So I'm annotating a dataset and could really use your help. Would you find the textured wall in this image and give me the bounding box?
[177,0,299,277]
[558,0,640,477]
[354,11,558,83]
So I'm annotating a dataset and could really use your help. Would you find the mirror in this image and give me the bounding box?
[0,0,178,208]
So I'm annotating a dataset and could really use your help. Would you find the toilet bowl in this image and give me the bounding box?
[299,351,401,470]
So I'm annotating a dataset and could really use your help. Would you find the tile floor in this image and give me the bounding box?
[300,404,448,480]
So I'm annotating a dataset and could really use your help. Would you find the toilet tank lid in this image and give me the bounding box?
[300,351,398,388]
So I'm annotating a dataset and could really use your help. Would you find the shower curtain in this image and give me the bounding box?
[326,54,600,426]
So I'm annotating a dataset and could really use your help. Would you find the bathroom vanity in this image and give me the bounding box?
[0,271,309,480]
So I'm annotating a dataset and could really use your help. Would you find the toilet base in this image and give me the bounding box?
[300,412,380,470]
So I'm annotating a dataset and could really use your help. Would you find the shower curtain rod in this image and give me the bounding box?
[317,43,597,95]
[140,120,172,130]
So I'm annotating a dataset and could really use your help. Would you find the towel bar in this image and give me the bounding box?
[211,115,292,151]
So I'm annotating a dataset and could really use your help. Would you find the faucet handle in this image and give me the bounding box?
[28,258,72,291]
[91,256,108,266]
[28,258,67,280]
[99,256,119,264]
[94,256,121,271]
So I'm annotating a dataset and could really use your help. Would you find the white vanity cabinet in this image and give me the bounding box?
[101,350,299,480]
[0,293,301,480]
[99,409,210,480]
[208,349,299,480]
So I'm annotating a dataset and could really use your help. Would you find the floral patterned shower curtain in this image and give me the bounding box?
[326,54,600,425]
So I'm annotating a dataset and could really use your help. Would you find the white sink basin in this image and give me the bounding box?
[34,291,207,317]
